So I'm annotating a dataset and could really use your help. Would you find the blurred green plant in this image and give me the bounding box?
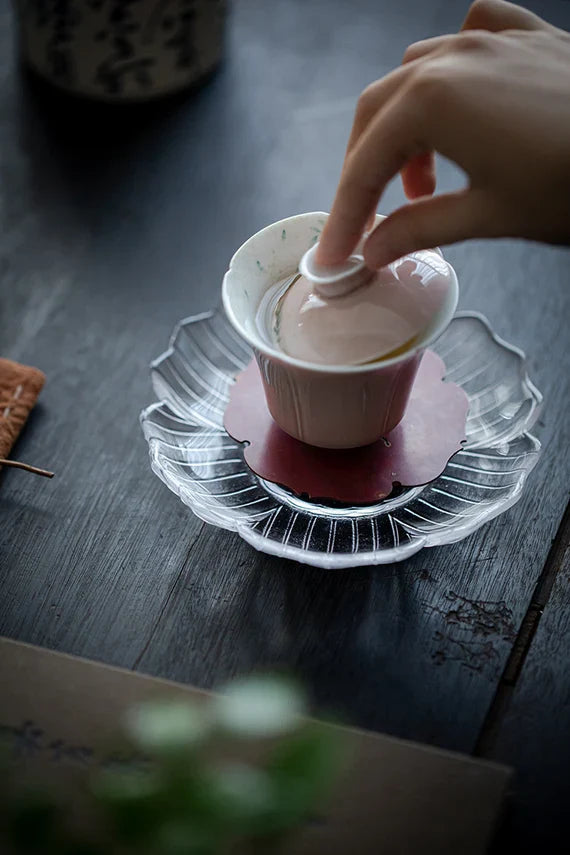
[3,674,343,854]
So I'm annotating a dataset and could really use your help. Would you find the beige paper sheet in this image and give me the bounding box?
[0,637,510,854]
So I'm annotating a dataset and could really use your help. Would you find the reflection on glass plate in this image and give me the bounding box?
[141,310,542,568]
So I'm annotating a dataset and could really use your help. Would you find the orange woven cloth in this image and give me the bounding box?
[0,358,45,460]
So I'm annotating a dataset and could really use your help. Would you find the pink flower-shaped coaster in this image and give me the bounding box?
[224,351,469,504]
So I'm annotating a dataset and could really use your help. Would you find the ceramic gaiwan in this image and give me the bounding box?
[222,212,458,449]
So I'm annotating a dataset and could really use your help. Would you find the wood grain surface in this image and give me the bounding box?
[484,505,570,851]
[1,0,569,849]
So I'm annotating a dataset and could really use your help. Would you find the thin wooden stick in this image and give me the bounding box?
[0,458,54,478]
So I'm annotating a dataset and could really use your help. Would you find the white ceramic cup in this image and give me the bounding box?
[13,0,226,102]
[222,212,458,450]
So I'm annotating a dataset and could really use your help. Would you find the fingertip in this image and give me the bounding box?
[314,223,333,265]
[316,218,362,266]
[420,166,436,196]
[402,153,436,199]
[314,234,347,267]
[402,172,435,200]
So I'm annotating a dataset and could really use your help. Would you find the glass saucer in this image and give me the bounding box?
[140,310,542,568]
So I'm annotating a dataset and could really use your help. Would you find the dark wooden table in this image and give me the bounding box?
[1,0,569,850]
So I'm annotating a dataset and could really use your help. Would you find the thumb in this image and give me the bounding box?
[363,189,492,268]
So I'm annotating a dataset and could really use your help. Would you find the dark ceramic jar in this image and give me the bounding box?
[13,0,227,102]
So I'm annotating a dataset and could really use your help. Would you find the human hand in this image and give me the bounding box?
[317,0,570,269]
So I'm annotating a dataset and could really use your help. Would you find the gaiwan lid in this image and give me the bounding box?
[274,245,456,366]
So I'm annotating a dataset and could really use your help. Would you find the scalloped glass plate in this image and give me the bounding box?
[141,310,542,568]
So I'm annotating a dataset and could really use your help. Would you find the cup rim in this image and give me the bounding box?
[222,212,459,375]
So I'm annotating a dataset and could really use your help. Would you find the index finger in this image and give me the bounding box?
[317,89,427,266]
